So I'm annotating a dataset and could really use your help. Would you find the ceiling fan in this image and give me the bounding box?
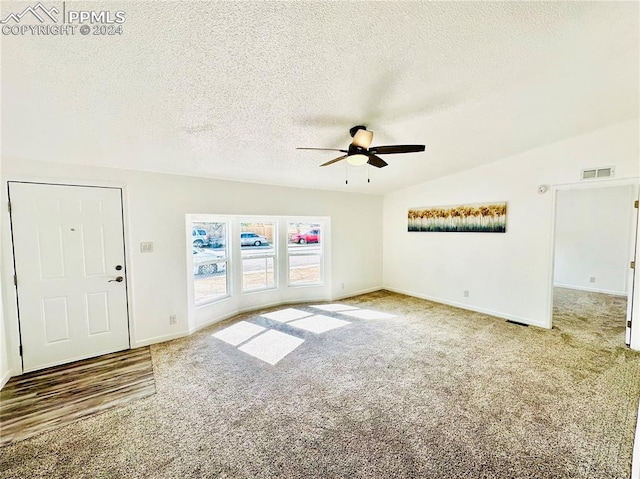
[297,125,425,168]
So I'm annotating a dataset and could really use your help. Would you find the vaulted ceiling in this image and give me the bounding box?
[2,1,638,194]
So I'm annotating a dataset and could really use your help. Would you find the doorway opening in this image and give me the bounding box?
[551,183,639,347]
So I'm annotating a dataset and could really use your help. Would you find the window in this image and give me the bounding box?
[240,221,276,292]
[287,222,322,285]
[188,216,328,310]
[192,222,229,304]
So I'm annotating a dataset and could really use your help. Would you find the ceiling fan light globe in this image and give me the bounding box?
[352,129,374,149]
[347,154,369,166]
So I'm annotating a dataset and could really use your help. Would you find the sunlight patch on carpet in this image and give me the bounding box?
[288,315,351,333]
[340,309,398,320]
[310,304,360,312]
[212,321,266,346]
[238,330,305,365]
[260,308,313,323]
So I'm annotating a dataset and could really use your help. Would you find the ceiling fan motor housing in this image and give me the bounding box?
[297,125,423,170]
[349,125,367,137]
[347,143,367,156]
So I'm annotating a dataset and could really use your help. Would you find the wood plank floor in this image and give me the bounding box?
[0,347,156,446]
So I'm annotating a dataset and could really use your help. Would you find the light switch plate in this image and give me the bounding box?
[140,241,154,253]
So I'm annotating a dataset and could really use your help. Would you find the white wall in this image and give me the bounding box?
[0,295,8,389]
[0,197,9,387]
[1,159,383,378]
[554,185,637,296]
[383,119,639,329]
[0,150,10,389]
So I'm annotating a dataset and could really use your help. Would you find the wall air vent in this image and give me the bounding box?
[581,167,615,180]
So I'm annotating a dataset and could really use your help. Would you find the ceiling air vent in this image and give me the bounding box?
[581,166,615,180]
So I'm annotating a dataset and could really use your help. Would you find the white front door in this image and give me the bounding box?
[9,182,130,372]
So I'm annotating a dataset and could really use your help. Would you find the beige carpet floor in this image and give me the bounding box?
[0,288,638,478]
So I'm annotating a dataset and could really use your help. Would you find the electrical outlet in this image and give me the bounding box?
[589,277,596,283]
[169,314,177,325]
[463,290,469,298]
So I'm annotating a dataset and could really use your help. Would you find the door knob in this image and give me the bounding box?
[109,276,124,283]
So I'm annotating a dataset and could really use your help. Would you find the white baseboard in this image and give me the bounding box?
[189,310,242,335]
[141,288,383,343]
[331,286,383,301]
[188,288,383,335]
[0,368,13,390]
[133,331,189,348]
[188,295,334,335]
[383,286,549,329]
[553,283,627,297]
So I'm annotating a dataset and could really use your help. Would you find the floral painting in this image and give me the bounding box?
[408,202,507,233]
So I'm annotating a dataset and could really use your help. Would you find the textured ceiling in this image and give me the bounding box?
[1,1,638,194]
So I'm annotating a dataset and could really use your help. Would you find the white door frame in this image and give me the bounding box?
[547,177,640,348]
[6,181,133,373]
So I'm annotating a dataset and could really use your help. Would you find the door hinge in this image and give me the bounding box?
[635,199,639,209]
[19,345,22,356]
[632,261,636,270]
[13,274,17,286]
[7,201,11,214]
[627,320,632,329]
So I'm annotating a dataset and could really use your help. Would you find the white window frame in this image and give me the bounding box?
[187,215,330,321]
[287,220,324,287]
[190,219,231,306]
[240,220,278,294]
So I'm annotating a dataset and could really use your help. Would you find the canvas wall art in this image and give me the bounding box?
[408,202,507,233]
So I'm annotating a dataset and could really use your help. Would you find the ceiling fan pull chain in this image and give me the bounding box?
[368,165,371,183]
[345,161,348,185]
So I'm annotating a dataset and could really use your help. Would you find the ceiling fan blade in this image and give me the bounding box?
[320,155,348,167]
[367,154,388,168]
[369,145,425,155]
[297,147,348,153]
